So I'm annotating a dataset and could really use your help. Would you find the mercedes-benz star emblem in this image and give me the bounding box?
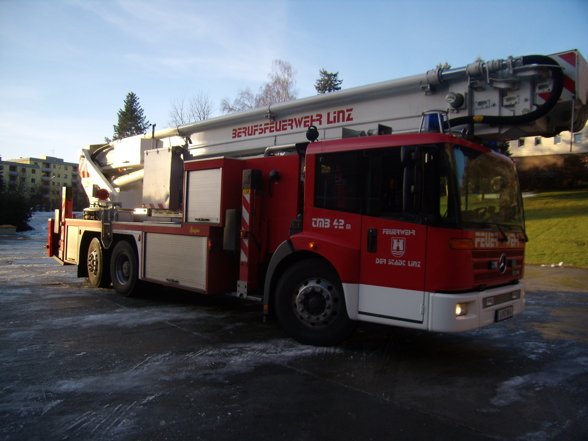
[499,254,507,274]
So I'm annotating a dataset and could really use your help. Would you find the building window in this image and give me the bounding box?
[534,137,542,146]
[518,139,525,147]
[554,135,562,144]
[64,174,68,179]
[573,133,582,143]
[21,167,26,173]
[31,178,36,184]
[65,166,68,170]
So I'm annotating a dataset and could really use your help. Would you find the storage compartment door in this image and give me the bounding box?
[144,233,207,291]
[65,226,79,263]
[186,168,222,224]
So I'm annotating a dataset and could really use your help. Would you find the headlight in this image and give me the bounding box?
[456,303,468,317]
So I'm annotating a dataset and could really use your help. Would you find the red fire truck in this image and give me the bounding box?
[49,50,588,345]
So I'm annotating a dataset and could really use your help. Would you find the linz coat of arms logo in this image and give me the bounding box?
[391,237,406,257]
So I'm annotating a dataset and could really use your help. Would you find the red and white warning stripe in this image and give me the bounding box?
[79,155,90,179]
[538,51,577,103]
[240,190,250,264]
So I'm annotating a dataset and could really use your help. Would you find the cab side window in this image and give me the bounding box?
[364,148,404,219]
[314,151,362,214]
[314,145,449,224]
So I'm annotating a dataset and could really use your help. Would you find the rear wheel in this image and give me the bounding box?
[275,258,357,346]
[110,240,141,297]
[87,237,110,288]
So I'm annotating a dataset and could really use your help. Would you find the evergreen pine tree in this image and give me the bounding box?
[315,69,343,94]
[112,92,150,140]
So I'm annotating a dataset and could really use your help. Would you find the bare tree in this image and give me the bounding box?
[168,92,215,127]
[220,88,257,114]
[257,59,298,106]
[221,59,298,114]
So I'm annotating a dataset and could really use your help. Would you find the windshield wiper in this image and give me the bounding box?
[513,224,529,242]
[494,223,530,243]
[493,223,509,243]
[465,221,528,243]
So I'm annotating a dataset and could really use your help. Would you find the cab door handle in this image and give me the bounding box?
[367,228,377,253]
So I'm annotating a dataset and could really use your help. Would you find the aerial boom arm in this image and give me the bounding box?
[146,50,587,146]
[79,49,588,209]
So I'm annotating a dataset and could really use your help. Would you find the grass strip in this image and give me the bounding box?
[523,190,588,268]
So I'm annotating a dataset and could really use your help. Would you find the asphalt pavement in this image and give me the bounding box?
[1,225,587,441]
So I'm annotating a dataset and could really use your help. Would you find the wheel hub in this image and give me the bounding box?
[88,250,98,275]
[122,260,130,278]
[294,278,339,328]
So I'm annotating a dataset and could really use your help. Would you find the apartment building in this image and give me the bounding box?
[0,156,82,210]
[509,126,588,156]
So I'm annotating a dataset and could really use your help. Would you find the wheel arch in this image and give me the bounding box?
[109,233,143,297]
[78,231,101,278]
[111,232,141,270]
[263,240,340,319]
[110,232,139,253]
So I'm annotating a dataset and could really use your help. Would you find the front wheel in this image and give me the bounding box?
[110,240,141,297]
[275,258,357,346]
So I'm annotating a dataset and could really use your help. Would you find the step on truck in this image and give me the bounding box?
[49,50,588,346]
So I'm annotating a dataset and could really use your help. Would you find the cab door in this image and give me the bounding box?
[357,147,428,326]
[358,218,427,325]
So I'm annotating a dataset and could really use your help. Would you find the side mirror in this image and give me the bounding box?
[401,145,416,166]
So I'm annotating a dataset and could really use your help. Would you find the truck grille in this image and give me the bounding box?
[472,249,524,285]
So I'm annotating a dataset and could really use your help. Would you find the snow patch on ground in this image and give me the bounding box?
[20,211,82,238]
[49,307,212,329]
[491,356,588,407]
[47,340,343,396]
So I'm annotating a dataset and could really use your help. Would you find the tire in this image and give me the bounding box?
[110,240,141,297]
[87,237,111,288]
[275,258,357,346]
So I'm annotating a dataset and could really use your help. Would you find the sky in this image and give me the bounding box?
[1,0,587,163]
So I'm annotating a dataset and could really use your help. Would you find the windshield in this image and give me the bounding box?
[450,145,524,229]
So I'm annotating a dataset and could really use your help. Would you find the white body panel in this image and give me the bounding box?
[358,285,425,324]
[144,233,207,291]
[343,283,525,332]
[65,226,79,263]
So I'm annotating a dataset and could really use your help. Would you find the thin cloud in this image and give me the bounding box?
[63,0,289,78]
[0,86,46,102]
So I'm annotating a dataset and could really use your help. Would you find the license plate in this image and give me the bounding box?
[496,306,514,322]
